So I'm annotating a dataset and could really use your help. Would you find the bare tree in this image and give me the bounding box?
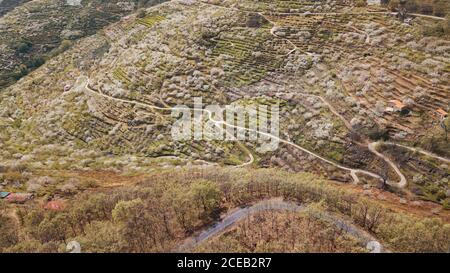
[441,116,449,142]
[380,161,389,190]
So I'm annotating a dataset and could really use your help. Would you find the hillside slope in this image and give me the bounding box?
[0,0,449,251]
[0,0,167,90]
[0,0,30,17]
[1,168,449,253]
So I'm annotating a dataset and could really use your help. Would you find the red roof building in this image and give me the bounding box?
[5,193,34,203]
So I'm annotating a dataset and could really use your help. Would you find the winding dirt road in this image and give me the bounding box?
[73,1,450,189]
[368,142,407,188]
[176,199,384,253]
[81,76,408,187]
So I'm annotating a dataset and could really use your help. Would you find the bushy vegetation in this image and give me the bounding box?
[0,0,449,254]
[1,168,449,253]
[0,201,19,249]
[386,0,450,36]
[0,0,30,17]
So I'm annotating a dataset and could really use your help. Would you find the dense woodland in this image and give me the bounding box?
[1,168,449,253]
[387,0,449,17]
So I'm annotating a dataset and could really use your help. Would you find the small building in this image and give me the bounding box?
[5,193,34,204]
[0,192,10,199]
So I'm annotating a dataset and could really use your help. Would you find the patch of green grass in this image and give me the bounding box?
[136,14,165,28]
[327,150,344,163]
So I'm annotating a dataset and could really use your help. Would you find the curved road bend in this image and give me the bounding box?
[175,199,385,253]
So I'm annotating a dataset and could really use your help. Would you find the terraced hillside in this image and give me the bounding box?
[0,0,449,253]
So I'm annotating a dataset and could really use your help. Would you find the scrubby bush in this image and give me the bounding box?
[368,127,390,141]
[2,169,448,253]
[12,41,32,54]
[0,211,19,250]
